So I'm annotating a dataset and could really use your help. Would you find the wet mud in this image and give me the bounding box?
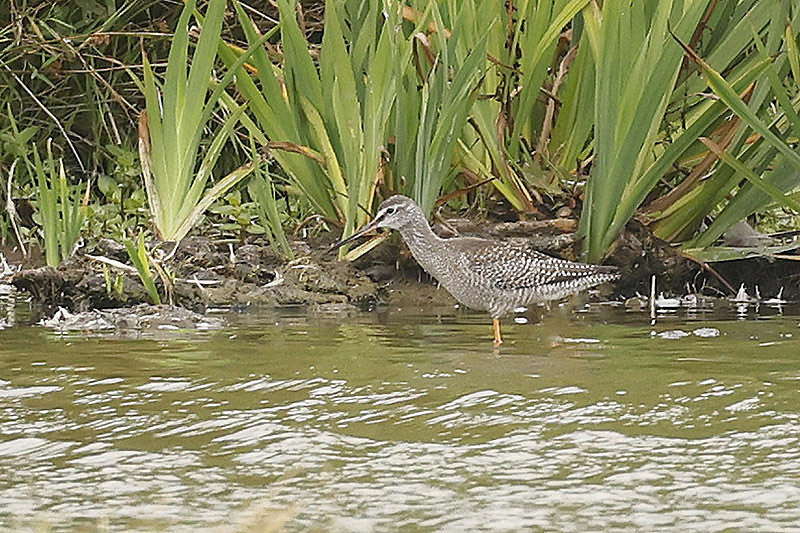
[3,217,798,319]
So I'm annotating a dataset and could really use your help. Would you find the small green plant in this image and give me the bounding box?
[31,140,88,267]
[208,189,255,240]
[102,264,125,299]
[123,233,161,305]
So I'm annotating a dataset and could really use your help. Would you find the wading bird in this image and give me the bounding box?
[333,195,619,346]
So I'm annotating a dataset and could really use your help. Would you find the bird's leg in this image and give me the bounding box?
[492,318,503,346]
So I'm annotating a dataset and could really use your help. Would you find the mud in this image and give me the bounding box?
[7,236,379,314]
[3,216,798,318]
[40,304,225,333]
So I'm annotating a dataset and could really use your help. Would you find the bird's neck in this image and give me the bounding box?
[397,212,445,274]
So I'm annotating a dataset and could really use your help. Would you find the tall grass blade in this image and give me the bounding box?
[249,143,294,260]
[673,28,800,173]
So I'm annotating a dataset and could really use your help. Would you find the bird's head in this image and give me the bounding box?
[331,195,420,250]
[368,195,420,230]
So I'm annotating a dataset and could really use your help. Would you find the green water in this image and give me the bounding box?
[1,302,799,531]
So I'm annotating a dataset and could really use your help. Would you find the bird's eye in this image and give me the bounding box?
[385,207,396,215]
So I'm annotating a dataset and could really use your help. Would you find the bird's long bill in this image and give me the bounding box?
[329,218,382,251]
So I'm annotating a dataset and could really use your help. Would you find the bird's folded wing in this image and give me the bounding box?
[465,243,616,291]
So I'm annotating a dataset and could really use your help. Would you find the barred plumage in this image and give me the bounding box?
[333,195,620,346]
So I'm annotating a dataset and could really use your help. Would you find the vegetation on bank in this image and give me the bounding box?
[1,0,799,293]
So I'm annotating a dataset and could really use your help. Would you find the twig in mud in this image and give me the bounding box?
[262,270,284,288]
[0,253,20,280]
[5,160,28,259]
[86,253,135,273]
[158,241,181,263]
[85,254,221,285]
[293,214,331,237]
[674,248,736,294]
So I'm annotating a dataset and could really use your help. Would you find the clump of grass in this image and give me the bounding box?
[136,0,262,243]
[31,140,89,267]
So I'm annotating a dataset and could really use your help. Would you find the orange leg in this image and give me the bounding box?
[492,318,503,346]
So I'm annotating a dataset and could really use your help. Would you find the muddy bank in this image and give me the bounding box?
[4,217,798,317]
[7,236,378,314]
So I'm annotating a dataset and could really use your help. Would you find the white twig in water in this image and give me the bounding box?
[650,274,656,323]
[1,253,20,279]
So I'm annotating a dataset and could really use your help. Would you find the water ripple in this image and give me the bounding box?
[1,309,799,530]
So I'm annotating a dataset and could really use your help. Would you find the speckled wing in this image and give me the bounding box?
[464,240,617,291]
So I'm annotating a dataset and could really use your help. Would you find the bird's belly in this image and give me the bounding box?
[439,276,541,317]
[434,267,524,316]
[412,244,528,316]
[440,278,493,312]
